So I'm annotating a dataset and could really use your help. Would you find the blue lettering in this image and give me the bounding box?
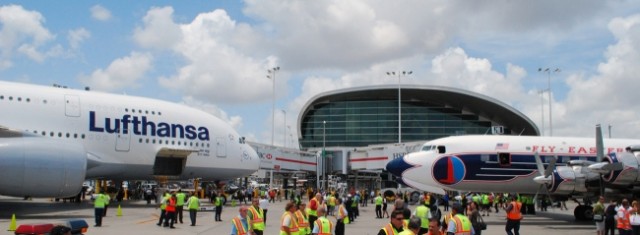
[88,111,210,141]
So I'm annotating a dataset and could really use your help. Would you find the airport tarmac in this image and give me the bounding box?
[0,196,596,235]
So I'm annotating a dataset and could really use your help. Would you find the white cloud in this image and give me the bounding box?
[68,28,90,49]
[79,52,153,91]
[181,96,244,130]
[90,5,111,21]
[0,4,54,68]
[133,6,182,49]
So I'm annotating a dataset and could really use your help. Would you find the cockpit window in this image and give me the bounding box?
[421,145,434,152]
[437,145,446,154]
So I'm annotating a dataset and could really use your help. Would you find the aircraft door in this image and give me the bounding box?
[115,129,131,152]
[64,95,81,117]
[216,137,227,157]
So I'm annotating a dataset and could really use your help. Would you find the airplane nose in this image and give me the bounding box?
[386,157,414,177]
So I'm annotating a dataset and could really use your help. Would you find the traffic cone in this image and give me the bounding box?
[116,205,123,217]
[8,214,16,231]
[231,199,237,207]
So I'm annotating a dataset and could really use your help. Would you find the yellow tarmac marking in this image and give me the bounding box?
[136,214,160,224]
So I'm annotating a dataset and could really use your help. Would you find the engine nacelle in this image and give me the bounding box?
[603,152,640,186]
[0,137,87,198]
[548,165,594,194]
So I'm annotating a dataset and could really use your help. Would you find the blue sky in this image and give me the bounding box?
[2,1,640,146]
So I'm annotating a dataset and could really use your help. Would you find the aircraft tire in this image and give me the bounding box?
[573,205,594,221]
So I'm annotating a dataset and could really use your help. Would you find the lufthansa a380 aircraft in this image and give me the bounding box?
[0,81,260,198]
[386,126,640,220]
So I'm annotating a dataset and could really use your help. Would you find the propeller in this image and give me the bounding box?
[533,152,557,206]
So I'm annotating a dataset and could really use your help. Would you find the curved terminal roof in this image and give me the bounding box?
[297,84,539,139]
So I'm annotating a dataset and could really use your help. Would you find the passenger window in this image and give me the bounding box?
[498,153,511,166]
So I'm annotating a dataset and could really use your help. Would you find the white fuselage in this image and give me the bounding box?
[0,81,259,192]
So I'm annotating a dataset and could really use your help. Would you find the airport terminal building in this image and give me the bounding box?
[253,84,539,190]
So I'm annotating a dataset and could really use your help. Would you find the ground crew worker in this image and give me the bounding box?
[164,193,177,228]
[93,191,106,227]
[616,199,632,235]
[414,198,431,234]
[281,202,299,235]
[312,206,333,235]
[157,192,169,226]
[481,193,489,216]
[504,195,522,235]
[424,193,431,207]
[308,193,322,231]
[378,210,405,235]
[231,206,249,235]
[248,198,266,235]
[335,198,348,235]
[186,192,200,226]
[440,207,454,233]
[446,203,473,235]
[375,193,384,219]
[399,217,422,235]
[296,202,310,235]
[427,219,442,235]
[176,189,186,224]
[327,193,336,216]
[215,192,223,221]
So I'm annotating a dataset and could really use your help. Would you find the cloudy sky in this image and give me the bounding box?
[2,1,640,147]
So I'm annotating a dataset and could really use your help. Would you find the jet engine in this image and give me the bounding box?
[0,137,87,198]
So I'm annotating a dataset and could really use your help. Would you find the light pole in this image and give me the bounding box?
[537,89,546,136]
[538,68,560,136]
[281,109,286,147]
[322,120,327,190]
[267,67,280,145]
[386,71,412,143]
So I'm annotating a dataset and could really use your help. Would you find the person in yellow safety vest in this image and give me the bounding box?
[399,217,422,235]
[281,202,300,235]
[424,193,431,207]
[413,198,431,234]
[480,194,489,216]
[446,203,474,235]
[375,193,384,219]
[312,206,333,235]
[248,198,266,235]
[186,192,200,226]
[327,194,336,216]
[378,210,405,235]
[93,192,106,227]
[157,192,170,227]
[440,210,454,234]
[308,193,322,232]
[231,206,249,235]
[335,198,349,235]
[616,199,632,234]
[504,195,522,235]
[296,202,310,235]
[215,192,223,221]
[176,189,187,224]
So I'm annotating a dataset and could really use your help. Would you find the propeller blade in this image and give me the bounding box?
[534,152,545,176]
[544,156,557,178]
[602,162,624,171]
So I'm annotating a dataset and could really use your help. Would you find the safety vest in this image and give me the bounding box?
[506,202,523,220]
[382,223,402,235]
[481,194,489,205]
[328,196,336,206]
[295,210,309,235]
[314,217,332,235]
[338,204,349,223]
[375,196,383,205]
[617,207,631,230]
[415,205,430,229]
[308,198,318,216]
[166,198,176,212]
[176,192,186,206]
[248,206,265,230]
[442,212,454,232]
[232,216,248,235]
[215,197,222,206]
[94,193,106,208]
[280,211,299,235]
[187,196,200,210]
[160,194,169,210]
[451,214,472,235]
[424,194,431,206]
[398,230,417,235]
